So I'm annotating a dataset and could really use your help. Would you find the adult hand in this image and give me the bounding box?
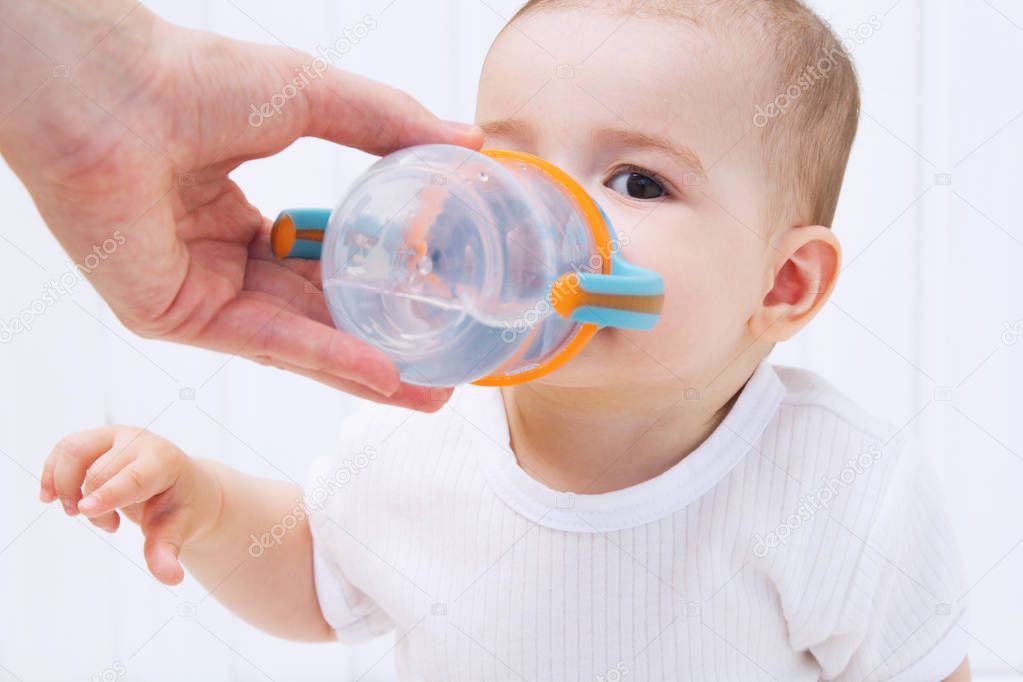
[0,0,482,410]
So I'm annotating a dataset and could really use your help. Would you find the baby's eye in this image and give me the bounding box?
[605,169,668,200]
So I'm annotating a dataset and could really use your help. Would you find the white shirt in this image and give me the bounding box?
[306,363,968,681]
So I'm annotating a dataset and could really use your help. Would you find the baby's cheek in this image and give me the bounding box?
[638,260,748,366]
[654,254,724,332]
[607,228,753,374]
[647,293,721,361]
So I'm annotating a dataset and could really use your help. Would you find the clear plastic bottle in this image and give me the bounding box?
[271,144,664,387]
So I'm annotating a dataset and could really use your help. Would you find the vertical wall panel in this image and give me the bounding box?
[921,0,1023,674]
[774,0,925,426]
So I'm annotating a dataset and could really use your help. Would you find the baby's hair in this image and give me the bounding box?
[507,0,861,229]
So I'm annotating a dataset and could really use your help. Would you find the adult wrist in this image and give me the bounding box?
[0,0,163,163]
[0,0,160,67]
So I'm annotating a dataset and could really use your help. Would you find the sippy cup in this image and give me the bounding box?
[270,144,664,387]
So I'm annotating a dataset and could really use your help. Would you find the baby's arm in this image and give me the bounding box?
[40,426,333,642]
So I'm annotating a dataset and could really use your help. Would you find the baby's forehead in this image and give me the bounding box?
[483,1,861,229]
[480,9,768,161]
[504,7,777,87]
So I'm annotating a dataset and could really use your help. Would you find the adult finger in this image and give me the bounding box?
[201,297,402,395]
[211,40,483,162]
[271,359,452,413]
[301,68,484,156]
[242,259,333,326]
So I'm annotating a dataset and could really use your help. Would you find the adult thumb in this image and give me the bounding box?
[301,67,484,155]
[230,39,485,157]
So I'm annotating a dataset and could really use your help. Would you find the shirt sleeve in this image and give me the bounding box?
[808,438,969,681]
[305,430,396,642]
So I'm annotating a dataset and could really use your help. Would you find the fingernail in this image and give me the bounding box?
[78,495,99,514]
[371,377,401,397]
[62,500,78,515]
[365,361,402,397]
[442,119,481,135]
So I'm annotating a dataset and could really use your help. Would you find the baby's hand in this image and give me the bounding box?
[39,426,222,586]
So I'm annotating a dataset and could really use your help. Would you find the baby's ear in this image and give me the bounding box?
[749,225,841,342]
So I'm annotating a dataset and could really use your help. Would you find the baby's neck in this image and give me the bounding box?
[501,374,748,495]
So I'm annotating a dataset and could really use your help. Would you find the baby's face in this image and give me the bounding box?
[477,10,777,390]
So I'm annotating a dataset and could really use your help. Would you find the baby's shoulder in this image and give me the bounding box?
[309,387,497,501]
[743,365,932,567]
[306,388,503,547]
[772,364,897,444]
[752,367,965,671]
[331,395,465,456]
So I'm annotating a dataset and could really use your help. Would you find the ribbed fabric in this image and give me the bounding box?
[306,363,967,681]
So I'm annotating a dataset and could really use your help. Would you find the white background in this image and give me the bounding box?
[1,0,1021,680]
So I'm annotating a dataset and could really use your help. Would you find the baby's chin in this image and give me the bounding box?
[534,328,679,389]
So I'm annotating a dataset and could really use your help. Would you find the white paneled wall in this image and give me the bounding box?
[0,1,1020,680]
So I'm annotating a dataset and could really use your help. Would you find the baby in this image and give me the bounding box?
[41,1,970,680]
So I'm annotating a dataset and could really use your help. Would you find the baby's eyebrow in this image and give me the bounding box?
[593,127,707,180]
[478,120,707,180]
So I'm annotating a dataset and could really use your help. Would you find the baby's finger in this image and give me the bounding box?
[41,427,116,503]
[86,509,121,533]
[145,541,184,586]
[49,428,119,514]
[39,456,57,503]
[82,446,132,500]
[142,511,190,586]
[77,458,173,517]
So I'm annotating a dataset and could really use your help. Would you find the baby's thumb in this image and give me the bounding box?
[143,515,189,586]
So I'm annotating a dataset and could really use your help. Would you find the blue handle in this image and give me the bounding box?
[271,208,331,259]
[551,203,665,331]
[569,253,664,330]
